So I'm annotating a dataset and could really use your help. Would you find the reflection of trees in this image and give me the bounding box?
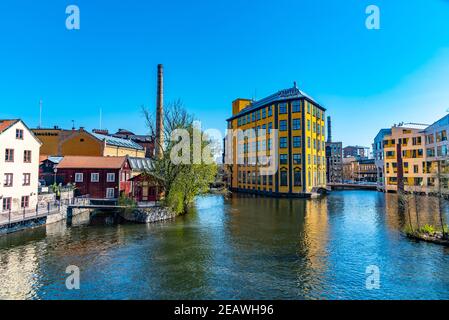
[384,193,447,231]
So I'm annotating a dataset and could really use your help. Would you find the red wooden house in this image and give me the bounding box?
[56,156,132,199]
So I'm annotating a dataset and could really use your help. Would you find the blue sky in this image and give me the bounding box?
[1,0,449,148]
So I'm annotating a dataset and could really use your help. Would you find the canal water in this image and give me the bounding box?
[1,191,449,300]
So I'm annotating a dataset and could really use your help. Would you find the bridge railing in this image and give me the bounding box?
[0,196,91,226]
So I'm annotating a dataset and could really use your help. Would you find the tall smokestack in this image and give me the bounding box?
[327,116,332,143]
[155,64,164,158]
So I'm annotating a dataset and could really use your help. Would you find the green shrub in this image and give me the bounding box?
[419,224,436,235]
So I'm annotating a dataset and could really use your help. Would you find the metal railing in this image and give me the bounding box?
[0,196,90,227]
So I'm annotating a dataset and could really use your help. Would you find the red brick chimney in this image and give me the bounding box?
[155,64,164,158]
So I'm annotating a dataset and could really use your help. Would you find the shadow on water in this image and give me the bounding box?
[1,191,449,299]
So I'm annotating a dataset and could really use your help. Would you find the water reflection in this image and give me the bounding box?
[0,191,449,299]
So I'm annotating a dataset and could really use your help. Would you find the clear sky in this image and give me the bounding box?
[1,0,449,148]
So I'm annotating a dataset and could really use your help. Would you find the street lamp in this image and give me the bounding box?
[53,168,58,185]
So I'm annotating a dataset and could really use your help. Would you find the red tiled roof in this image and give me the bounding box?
[0,119,19,134]
[56,156,127,169]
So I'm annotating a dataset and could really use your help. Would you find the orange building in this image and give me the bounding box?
[32,127,146,158]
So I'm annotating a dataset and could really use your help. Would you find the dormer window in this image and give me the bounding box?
[16,129,24,139]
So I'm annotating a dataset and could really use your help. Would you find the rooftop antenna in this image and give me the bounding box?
[71,120,75,130]
[39,98,43,128]
[99,107,102,130]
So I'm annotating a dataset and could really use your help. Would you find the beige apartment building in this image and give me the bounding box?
[383,123,428,193]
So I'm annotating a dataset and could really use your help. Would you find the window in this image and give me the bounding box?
[23,173,30,186]
[280,137,287,149]
[280,171,288,186]
[292,100,301,113]
[256,110,261,121]
[293,154,301,165]
[268,122,272,134]
[414,165,419,174]
[16,129,24,139]
[75,173,83,182]
[21,196,29,208]
[307,120,310,131]
[91,173,99,182]
[4,173,13,187]
[107,173,116,182]
[106,188,115,199]
[279,120,287,131]
[293,136,301,148]
[280,154,288,165]
[23,150,32,163]
[268,106,272,117]
[2,198,12,211]
[262,108,266,119]
[5,149,14,162]
[294,171,301,186]
[251,113,256,122]
[279,103,287,114]
[293,119,301,130]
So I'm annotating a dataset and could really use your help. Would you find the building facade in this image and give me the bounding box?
[326,142,343,183]
[383,124,427,193]
[0,120,41,213]
[343,145,370,159]
[373,128,392,191]
[32,127,146,158]
[422,115,449,195]
[56,156,132,199]
[225,84,327,197]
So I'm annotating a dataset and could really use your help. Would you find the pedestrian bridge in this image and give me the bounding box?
[327,183,378,191]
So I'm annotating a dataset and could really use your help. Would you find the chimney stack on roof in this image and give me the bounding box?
[155,64,164,158]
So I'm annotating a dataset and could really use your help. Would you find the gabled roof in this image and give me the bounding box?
[0,119,42,145]
[227,85,325,121]
[56,156,127,169]
[90,132,144,150]
[0,119,19,134]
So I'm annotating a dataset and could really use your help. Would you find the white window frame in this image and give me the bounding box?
[107,173,115,182]
[75,173,83,182]
[106,188,115,199]
[91,173,99,182]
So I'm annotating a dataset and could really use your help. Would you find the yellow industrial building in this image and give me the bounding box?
[225,84,327,197]
[32,127,146,158]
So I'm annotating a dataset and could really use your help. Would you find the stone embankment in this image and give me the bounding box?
[120,206,176,224]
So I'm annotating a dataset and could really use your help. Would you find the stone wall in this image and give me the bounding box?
[119,206,176,224]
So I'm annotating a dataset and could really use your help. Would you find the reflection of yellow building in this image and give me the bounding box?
[226,84,326,197]
[32,127,146,157]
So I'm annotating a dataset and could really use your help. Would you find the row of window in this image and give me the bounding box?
[4,149,32,163]
[74,172,117,183]
[2,196,29,211]
[237,170,302,187]
[235,101,324,127]
[3,173,31,187]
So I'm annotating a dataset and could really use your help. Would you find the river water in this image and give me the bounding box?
[1,191,449,300]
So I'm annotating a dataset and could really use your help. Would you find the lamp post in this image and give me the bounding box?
[53,168,58,185]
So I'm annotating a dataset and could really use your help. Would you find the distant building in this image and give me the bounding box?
[343,145,370,159]
[342,157,376,182]
[326,142,343,183]
[56,156,132,199]
[325,117,343,183]
[0,119,41,213]
[383,123,428,193]
[33,127,146,158]
[373,129,392,191]
[111,129,154,158]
